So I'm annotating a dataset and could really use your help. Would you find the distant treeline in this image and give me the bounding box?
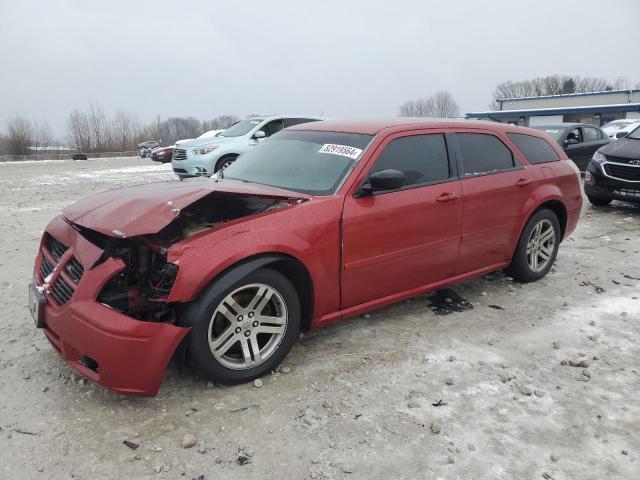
[0,103,239,155]
[490,75,640,110]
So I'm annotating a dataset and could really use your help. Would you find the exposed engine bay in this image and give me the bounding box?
[71,192,296,323]
[156,192,292,244]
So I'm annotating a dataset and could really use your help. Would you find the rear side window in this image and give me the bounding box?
[507,133,560,164]
[370,134,450,188]
[583,127,600,142]
[284,118,320,127]
[456,133,515,176]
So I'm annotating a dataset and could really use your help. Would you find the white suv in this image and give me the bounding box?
[171,115,324,179]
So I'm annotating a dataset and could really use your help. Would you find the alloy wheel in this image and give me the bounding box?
[526,219,556,273]
[207,283,288,370]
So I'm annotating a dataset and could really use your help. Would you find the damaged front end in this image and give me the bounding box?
[33,182,307,396]
[84,229,181,324]
[82,191,295,322]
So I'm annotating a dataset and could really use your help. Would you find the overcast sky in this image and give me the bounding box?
[2,0,640,136]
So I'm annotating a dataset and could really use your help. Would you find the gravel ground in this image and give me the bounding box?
[0,157,638,480]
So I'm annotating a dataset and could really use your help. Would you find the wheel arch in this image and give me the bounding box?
[509,194,568,260]
[534,199,567,239]
[215,153,239,172]
[179,253,314,332]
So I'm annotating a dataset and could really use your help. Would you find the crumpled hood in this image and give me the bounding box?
[63,178,310,238]
[600,138,640,159]
[175,135,236,149]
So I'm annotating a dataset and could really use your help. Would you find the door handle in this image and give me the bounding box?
[436,192,459,202]
[515,178,531,187]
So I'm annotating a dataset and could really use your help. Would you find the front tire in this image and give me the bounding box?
[215,155,238,173]
[506,209,560,283]
[187,268,300,385]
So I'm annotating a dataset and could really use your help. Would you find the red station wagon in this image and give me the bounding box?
[29,119,582,396]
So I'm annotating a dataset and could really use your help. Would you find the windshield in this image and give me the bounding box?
[219,119,264,137]
[626,125,640,140]
[223,130,373,195]
[534,127,563,141]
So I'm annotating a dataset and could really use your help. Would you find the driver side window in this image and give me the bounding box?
[567,128,582,143]
[368,134,451,189]
[261,120,284,137]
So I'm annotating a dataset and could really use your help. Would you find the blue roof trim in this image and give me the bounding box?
[498,88,640,103]
[466,103,640,119]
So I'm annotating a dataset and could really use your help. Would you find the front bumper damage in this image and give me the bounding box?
[32,216,189,396]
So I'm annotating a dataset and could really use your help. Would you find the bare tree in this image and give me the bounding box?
[111,110,138,151]
[87,102,108,151]
[217,115,239,128]
[32,120,53,152]
[202,115,239,131]
[66,109,92,152]
[399,90,460,118]
[5,116,34,155]
[575,76,610,93]
[399,98,431,117]
[427,91,460,118]
[611,77,630,90]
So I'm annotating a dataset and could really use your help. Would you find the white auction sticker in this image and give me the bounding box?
[318,144,363,159]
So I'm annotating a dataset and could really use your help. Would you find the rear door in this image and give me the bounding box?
[452,131,536,274]
[341,131,462,307]
[581,126,609,161]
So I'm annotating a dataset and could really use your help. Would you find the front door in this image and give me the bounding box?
[563,127,592,170]
[341,132,462,308]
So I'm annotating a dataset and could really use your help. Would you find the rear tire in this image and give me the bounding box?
[505,209,560,283]
[587,195,612,207]
[186,268,300,385]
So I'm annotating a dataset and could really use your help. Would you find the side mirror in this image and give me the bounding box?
[357,169,405,196]
[616,131,627,139]
[253,130,266,140]
[565,138,579,146]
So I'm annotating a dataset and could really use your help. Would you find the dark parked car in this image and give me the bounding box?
[533,123,610,171]
[150,145,174,163]
[29,119,582,396]
[584,125,640,206]
[137,140,160,158]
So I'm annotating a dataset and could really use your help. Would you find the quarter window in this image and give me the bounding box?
[457,133,515,176]
[369,134,450,188]
[507,133,560,164]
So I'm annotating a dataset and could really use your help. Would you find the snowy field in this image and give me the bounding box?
[0,156,638,480]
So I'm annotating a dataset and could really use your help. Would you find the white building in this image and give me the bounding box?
[466,89,640,127]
